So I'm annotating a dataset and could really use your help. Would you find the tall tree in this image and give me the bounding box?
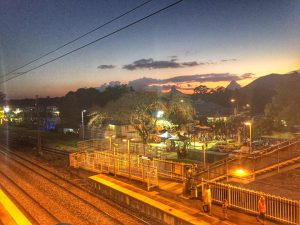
[166,94,195,126]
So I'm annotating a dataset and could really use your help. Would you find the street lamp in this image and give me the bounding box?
[244,122,252,154]
[3,106,10,123]
[203,144,206,168]
[81,110,86,139]
[156,110,164,118]
[230,98,237,115]
[233,168,249,177]
[3,106,10,113]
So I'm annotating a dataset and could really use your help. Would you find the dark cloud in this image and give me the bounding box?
[97,64,115,69]
[123,58,204,70]
[164,73,245,83]
[169,55,178,61]
[221,59,238,62]
[123,58,181,70]
[181,61,199,67]
[240,73,254,79]
[127,73,253,91]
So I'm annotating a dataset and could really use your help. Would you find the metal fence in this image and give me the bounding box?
[70,151,158,190]
[194,138,300,182]
[201,180,300,225]
[76,139,192,181]
[153,159,191,181]
[77,139,108,151]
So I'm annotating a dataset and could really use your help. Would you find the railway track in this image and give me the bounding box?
[0,172,60,225]
[0,144,151,225]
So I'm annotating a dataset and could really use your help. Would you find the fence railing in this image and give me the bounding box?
[70,151,158,190]
[76,139,192,181]
[77,139,108,151]
[194,138,300,182]
[203,180,300,225]
[153,159,192,181]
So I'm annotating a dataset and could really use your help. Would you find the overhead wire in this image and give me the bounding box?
[0,0,154,80]
[0,0,184,84]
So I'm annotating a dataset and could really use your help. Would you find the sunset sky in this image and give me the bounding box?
[0,0,299,99]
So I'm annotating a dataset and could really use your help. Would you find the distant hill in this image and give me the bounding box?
[168,85,187,95]
[243,71,300,91]
[226,80,241,90]
[239,71,300,114]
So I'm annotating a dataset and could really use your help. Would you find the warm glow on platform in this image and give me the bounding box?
[233,169,249,177]
[0,189,32,225]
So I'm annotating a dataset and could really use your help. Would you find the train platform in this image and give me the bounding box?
[0,189,31,225]
[90,174,279,225]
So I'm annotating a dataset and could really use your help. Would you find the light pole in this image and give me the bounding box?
[203,141,208,168]
[156,110,164,118]
[244,122,252,154]
[203,144,206,168]
[123,138,134,179]
[81,110,86,139]
[4,106,10,113]
[3,106,10,122]
[230,98,236,116]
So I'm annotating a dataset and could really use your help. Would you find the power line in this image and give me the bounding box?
[1,0,154,79]
[1,0,184,84]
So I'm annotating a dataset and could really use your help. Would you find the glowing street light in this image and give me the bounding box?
[230,99,237,115]
[234,168,249,177]
[3,106,10,113]
[3,106,10,123]
[244,122,252,154]
[156,110,164,118]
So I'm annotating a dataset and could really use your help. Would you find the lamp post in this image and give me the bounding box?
[230,98,236,116]
[156,110,164,118]
[2,106,10,125]
[123,138,134,179]
[230,98,238,116]
[3,106,10,122]
[4,106,10,113]
[113,143,118,176]
[203,141,208,168]
[81,109,86,139]
[244,122,252,154]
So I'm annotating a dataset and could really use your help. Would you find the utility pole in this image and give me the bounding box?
[36,95,42,155]
[81,110,86,139]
